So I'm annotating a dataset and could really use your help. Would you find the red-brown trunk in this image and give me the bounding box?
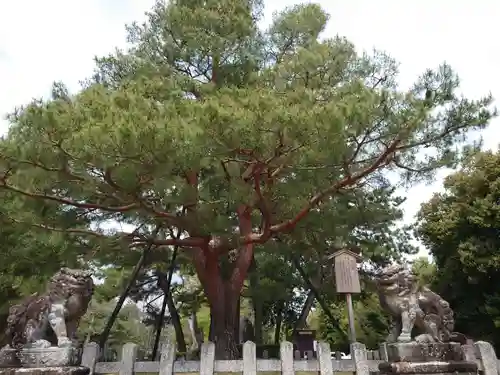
[210,286,240,359]
[192,250,247,359]
[192,207,254,359]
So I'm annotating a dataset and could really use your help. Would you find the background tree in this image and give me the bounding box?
[0,0,494,358]
[314,291,389,352]
[79,298,151,356]
[416,150,500,349]
[411,256,437,287]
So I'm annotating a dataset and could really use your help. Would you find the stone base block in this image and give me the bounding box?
[0,366,89,375]
[379,360,478,375]
[386,342,464,362]
[0,349,18,368]
[0,348,80,368]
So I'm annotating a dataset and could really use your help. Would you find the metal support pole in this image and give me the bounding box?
[346,293,357,343]
[98,225,161,349]
[151,246,179,360]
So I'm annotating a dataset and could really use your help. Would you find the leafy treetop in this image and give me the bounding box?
[0,0,493,253]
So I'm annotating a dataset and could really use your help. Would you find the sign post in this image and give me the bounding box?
[329,249,363,343]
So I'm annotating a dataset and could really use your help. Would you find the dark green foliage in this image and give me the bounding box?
[314,292,389,352]
[416,150,500,348]
[0,1,492,245]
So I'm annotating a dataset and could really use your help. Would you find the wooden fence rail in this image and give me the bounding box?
[81,340,500,375]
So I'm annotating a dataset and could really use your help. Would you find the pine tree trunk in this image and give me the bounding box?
[274,302,284,344]
[249,257,263,344]
[192,207,254,359]
[192,252,250,359]
[193,248,253,359]
[210,292,240,359]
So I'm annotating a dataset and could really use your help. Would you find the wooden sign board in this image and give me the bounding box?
[331,250,362,294]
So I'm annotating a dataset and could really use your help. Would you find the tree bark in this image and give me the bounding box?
[0,312,8,347]
[191,207,255,359]
[208,282,241,359]
[234,296,241,342]
[274,302,284,344]
[188,311,203,350]
[249,258,263,344]
[208,312,215,342]
[193,251,252,359]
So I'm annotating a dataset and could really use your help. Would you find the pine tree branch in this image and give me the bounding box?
[5,216,107,238]
[0,182,139,212]
[269,137,401,234]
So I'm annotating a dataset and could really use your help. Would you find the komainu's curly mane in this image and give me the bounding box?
[47,268,94,301]
[376,264,461,343]
[6,295,51,349]
[5,268,94,349]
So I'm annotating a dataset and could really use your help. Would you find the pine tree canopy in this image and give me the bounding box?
[0,0,495,254]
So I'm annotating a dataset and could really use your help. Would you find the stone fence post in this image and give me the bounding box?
[81,342,99,375]
[475,341,499,375]
[119,343,138,375]
[351,342,370,375]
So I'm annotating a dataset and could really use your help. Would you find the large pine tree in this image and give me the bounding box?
[0,0,495,358]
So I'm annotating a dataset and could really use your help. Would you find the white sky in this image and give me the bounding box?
[1,0,499,258]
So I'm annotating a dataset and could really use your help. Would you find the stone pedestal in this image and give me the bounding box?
[0,348,80,368]
[0,366,89,375]
[0,347,87,375]
[379,343,478,375]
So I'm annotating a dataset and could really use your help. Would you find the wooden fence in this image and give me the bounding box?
[81,339,500,375]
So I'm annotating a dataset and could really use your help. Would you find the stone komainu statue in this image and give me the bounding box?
[376,264,466,344]
[4,268,94,349]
